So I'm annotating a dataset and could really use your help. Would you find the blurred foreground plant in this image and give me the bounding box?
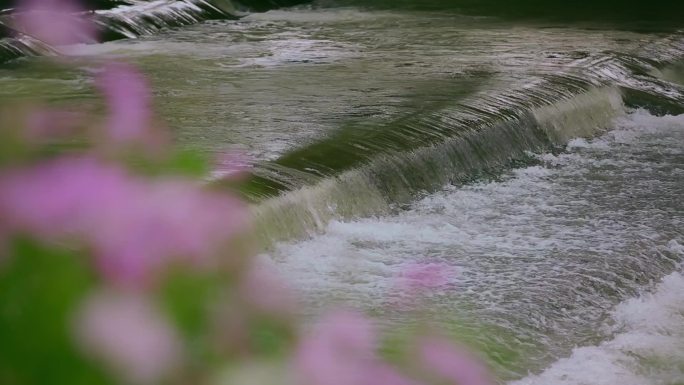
[0,1,494,384]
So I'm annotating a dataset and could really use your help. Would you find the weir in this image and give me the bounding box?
[247,33,684,247]
[93,0,243,41]
[0,0,310,63]
[251,86,625,247]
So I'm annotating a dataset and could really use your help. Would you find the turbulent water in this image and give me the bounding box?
[1,2,683,384]
[264,109,684,382]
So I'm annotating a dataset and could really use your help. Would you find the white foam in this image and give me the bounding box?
[266,110,684,378]
[236,38,355,67]
[511,261,684,385]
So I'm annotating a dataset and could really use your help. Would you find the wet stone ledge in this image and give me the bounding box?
[0,0,312,64]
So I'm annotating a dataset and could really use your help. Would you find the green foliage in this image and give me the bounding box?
[168,148,211,176]
[160,268,224,374]
[0,239,111,385]
[161,268,223,339]
[247,316,295,357]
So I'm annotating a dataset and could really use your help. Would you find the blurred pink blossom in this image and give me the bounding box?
[295,310,423,385]
[96,63,164,147]
[14,0,96,46]
[364,363,422,385]
[0,156,133,238]
[294,310,377,385]
[74,290,182,385]
[0,226,8,265]
[94,178,248,286]
[418,336,493,385]
[23,107,84,142]
[240,263,297,314]
[397,262,455,294]
[213,150,253,180]
[0,156,248,287]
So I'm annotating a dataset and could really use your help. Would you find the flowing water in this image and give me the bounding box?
[1,2,683,384]
[265,109,684,382]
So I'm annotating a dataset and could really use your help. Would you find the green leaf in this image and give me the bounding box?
[0,238,112,385]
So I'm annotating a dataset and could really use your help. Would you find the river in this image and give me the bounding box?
[1,3,683,383]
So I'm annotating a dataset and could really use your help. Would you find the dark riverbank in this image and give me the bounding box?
[320,0,684,32]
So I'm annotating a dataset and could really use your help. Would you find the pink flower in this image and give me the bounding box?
[213,151,252,180]
[14,0,96,46]
[239,263,297,314]
[397,262,455,294]
[295,310,422,385]
[97,179,247,287]
[0,156,248,288]
[0,226,8,265]
[74,290,182,385]
[364,363,422,385]
[23,107,84,142]
[390,262,456,309]
[0,156,134,238]
[96,63,164,147]
[418,336,493,385]
[294,310,377,385]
